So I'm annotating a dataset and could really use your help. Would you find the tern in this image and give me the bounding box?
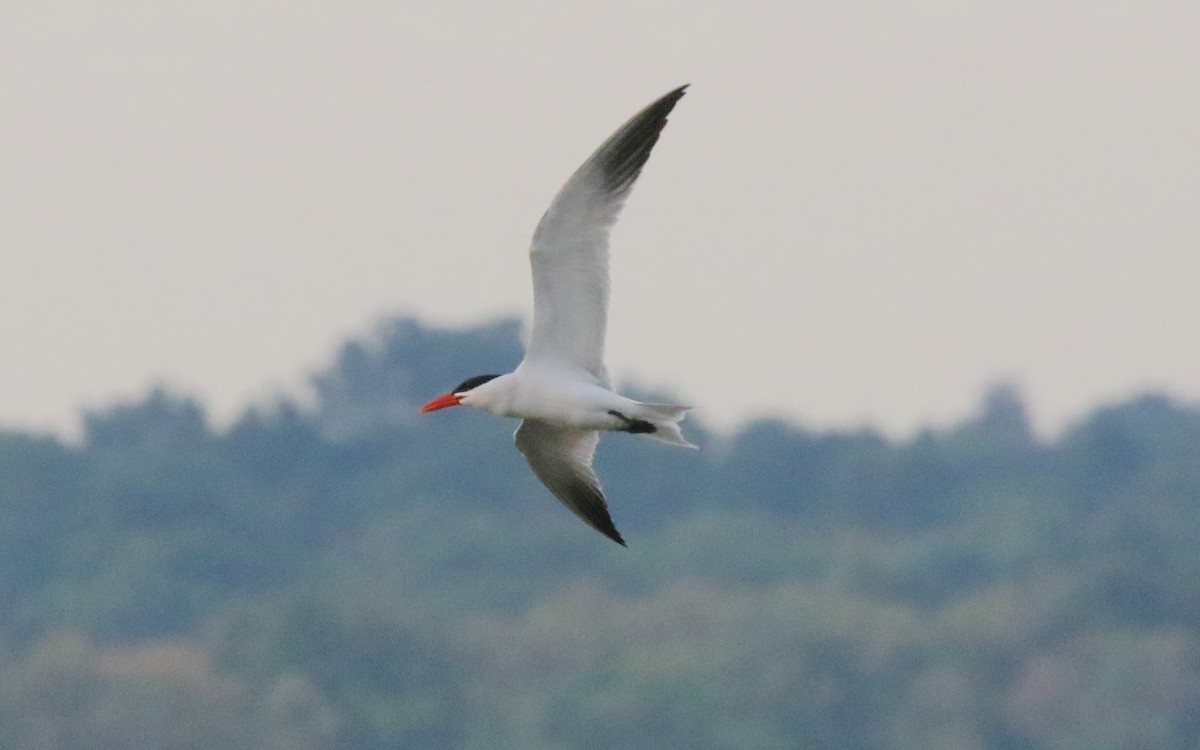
[421,85,695,546]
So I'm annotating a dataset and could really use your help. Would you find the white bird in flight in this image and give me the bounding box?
[421,85,695,546]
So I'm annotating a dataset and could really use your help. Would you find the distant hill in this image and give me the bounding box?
[1,315,1198,750]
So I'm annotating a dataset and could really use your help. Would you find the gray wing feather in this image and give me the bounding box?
[523,85,688,382]
[514,419,625,546]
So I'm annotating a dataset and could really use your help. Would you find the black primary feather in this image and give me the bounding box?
[589,84,688,194]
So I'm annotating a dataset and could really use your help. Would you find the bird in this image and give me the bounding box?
[420,85,695,546]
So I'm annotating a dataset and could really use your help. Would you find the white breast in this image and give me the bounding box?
[464,368,634,430]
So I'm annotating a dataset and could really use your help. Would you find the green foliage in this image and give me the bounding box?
[1,318,1198,748]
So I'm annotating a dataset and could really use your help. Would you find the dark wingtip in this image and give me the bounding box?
[592,84,690,194]
[595,516,627,546]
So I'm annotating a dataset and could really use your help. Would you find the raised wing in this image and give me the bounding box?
[514,419,625,546]
[522,85,688,381]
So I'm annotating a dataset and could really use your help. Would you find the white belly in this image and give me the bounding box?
[504,372,635,430]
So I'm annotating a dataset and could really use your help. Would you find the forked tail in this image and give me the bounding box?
[636,402,698,449]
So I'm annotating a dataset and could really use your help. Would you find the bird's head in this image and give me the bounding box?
[420,374,502,413]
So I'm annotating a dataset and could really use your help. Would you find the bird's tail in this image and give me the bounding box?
[635,402,698,449]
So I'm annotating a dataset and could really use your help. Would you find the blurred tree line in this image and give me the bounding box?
[0,316,1198,749]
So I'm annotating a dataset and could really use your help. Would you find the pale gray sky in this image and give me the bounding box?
[3,2,1198,437]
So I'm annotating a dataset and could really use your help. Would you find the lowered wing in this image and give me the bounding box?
[514,419,625,546]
